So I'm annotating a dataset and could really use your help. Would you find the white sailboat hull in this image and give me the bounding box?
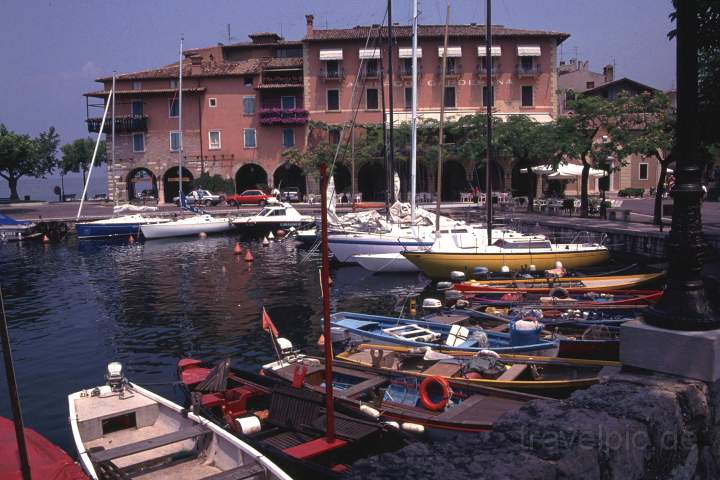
[140,215,232,239]
[354,253,420,272]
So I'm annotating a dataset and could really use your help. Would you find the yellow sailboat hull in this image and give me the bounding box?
[402,248,611,280]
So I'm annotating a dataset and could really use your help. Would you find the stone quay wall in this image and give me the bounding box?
[347,370,720,480]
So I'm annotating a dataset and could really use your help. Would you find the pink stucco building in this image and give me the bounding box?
[85,15,569,203]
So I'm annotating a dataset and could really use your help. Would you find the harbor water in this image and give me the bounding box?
[0,235,427,454]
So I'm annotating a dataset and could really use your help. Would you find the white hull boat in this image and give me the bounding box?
[353,252,420,272]
[233,203,315,234]
[140,214,232,239]
[68,363,291,480]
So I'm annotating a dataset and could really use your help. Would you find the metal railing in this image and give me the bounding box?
[86,116,147,134]
[516,64,542,76]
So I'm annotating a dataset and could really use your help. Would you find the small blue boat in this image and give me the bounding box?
[0,212,41,242]
[76,214,171,239]
[331,311,558,355]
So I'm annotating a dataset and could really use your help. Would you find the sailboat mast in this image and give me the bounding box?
[319,163,336,441]
[379,46,389,217]
[435,4,450,233]
[387,0,395,203]
[410,0,418,226]
[111,72,116,205]
[178,36,184,201]
[485,0,493,243]
[1,288,32,480]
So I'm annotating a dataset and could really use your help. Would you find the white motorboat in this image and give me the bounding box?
[353,252,420,272]
[140,214,232,239]
[68,362,291,480]
[232,202,315,234]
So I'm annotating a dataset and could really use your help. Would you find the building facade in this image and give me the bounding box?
[85,15,569,203]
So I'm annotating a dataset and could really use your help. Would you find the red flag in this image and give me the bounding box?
[262,307,279,338]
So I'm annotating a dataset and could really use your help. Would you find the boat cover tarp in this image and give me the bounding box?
[0,213,31,226]
[112,204,159,214]
[0,416,87,480]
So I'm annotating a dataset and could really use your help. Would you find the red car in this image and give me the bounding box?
[225,189,273,206]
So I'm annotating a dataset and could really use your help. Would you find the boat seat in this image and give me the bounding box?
[199,462,267,480]
[89,424,210,463]
[421,361,464,377]
[283,437,348,460]
[335,376,387,399]
[496,364,529,381]
[445,325,470,347]
[267,385,322,430]
[382,324,440,343]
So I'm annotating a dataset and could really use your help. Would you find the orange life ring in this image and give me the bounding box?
[419,376,452,411]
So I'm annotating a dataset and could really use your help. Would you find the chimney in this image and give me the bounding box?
[603,64,614,83]
[190,55,203,76]
[306,14,314,35]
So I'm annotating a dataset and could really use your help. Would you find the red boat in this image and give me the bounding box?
[0,416,87,480]
[468,289,662,308]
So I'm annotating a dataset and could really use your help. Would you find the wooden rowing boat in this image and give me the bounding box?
[453,271,665,293]
[336,344,620,398]
[469,289,663,307]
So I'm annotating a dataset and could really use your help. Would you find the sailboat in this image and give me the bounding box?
[75,73,171,240]
[139,38,232,241]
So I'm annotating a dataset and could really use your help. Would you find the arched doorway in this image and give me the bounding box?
[332,164,351,195]
[273,164,306,196]
[235,164,268,193]
[127,168,157,200]
[472,162,505,193]
[511,163,534,197]
[441,161,468,201]
[163,166,194,202]
[358,162,386,201]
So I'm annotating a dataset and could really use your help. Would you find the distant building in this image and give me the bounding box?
[557,58,615,115]
[84,14,569,203]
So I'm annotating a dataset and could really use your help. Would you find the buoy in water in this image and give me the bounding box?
[199,232,208,238]
[244,250,254,262]
[277,229,286,237]
[262,237,269,246]
[268,231,275,240]
[233,242,243,255]
[501,265,510,273]
[128,235,135,244]
[42,234,50,243]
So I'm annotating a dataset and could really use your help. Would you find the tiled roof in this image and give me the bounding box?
[83,87,206,98]
[581,77,659,96]
[97,58,265,81]
[305,24,570,43]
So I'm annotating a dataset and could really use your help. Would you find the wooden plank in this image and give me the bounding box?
[283,437,348,460]
[199,463,266,480]
[89,425,209,463]
[335,376,387,398]
[421,362,464,377]
[496,364,529,381]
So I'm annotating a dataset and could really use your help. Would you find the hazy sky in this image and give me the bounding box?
[0,0,676,199]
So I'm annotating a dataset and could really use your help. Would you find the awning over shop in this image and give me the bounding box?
[438,46,462,57]
[477,46,502,56]
[320,49,344,61]
[359,48,381,59]
[523,163,606,179]
[517,46,541,57]
[398,47,423,58]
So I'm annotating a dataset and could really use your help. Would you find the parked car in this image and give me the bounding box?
[173,189,225,206]
[225,189,274,206]
[280,187,300,202]
[136,189,156,201]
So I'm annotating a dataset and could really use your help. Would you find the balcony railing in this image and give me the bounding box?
[517,64,542,77]
[320,68,344,80]
[436,64,463,77]
[257,74,303,88]
[259,108,309,126]
[399,65,423,77]
[87,116,148,134]
[475,62,499,76]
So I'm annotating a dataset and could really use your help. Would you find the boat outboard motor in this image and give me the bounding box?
[449,271,466,283]
[472,267,490,280]
[106,362,127,393]
[444,289,464,307]
[422,298,443,315]
[436,281,453,291]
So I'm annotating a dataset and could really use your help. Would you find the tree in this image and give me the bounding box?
[612,92,676,225]
[193,172,235,194]
[556,96,623,217]
[60,138,106,187]
[0,124,60,200]
[495,116,560,212]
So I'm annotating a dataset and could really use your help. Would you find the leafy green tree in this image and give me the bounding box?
[60,138,106,187]
[555,96,623,217]
[612,92,676,225]
[495,116,560,212]
[0,124,60,200]
[193,172,235,194]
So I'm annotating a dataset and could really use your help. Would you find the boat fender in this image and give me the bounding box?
[455,299,470,308]
[383,421,400,429]
[235,416,262,435]
[548,287,569,299]
[436,281,453,291]
[419,376,452,412]
[501,265,510,273]
[478,349,501,359]
[401,422,425,434]
[450,271,466,282]
[360,404,381,419]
